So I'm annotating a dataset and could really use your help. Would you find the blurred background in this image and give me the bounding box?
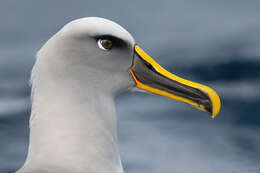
[0,0,259,173]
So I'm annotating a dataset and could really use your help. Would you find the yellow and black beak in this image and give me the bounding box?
[130,45,221,118]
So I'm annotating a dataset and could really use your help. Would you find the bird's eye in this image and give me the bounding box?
[98,39,113,51]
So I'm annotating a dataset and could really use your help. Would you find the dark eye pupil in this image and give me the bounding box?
[101,39,112,49]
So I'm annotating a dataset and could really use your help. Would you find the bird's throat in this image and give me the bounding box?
[20,85,123,173]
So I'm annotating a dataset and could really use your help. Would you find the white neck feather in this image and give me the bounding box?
[17,60,124,173]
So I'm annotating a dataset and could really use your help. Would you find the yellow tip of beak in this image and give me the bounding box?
[205,87,221,118]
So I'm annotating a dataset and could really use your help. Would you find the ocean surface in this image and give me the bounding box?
[0,1,260,173]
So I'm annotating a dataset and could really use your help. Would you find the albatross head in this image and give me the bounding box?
[35,17,221,118]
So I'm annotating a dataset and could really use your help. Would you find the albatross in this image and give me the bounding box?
[16,17,221,173]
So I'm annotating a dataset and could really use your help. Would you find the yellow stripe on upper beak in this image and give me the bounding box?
[130,45,221,118]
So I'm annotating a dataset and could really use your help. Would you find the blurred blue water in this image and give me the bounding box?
[0,0,260,173]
